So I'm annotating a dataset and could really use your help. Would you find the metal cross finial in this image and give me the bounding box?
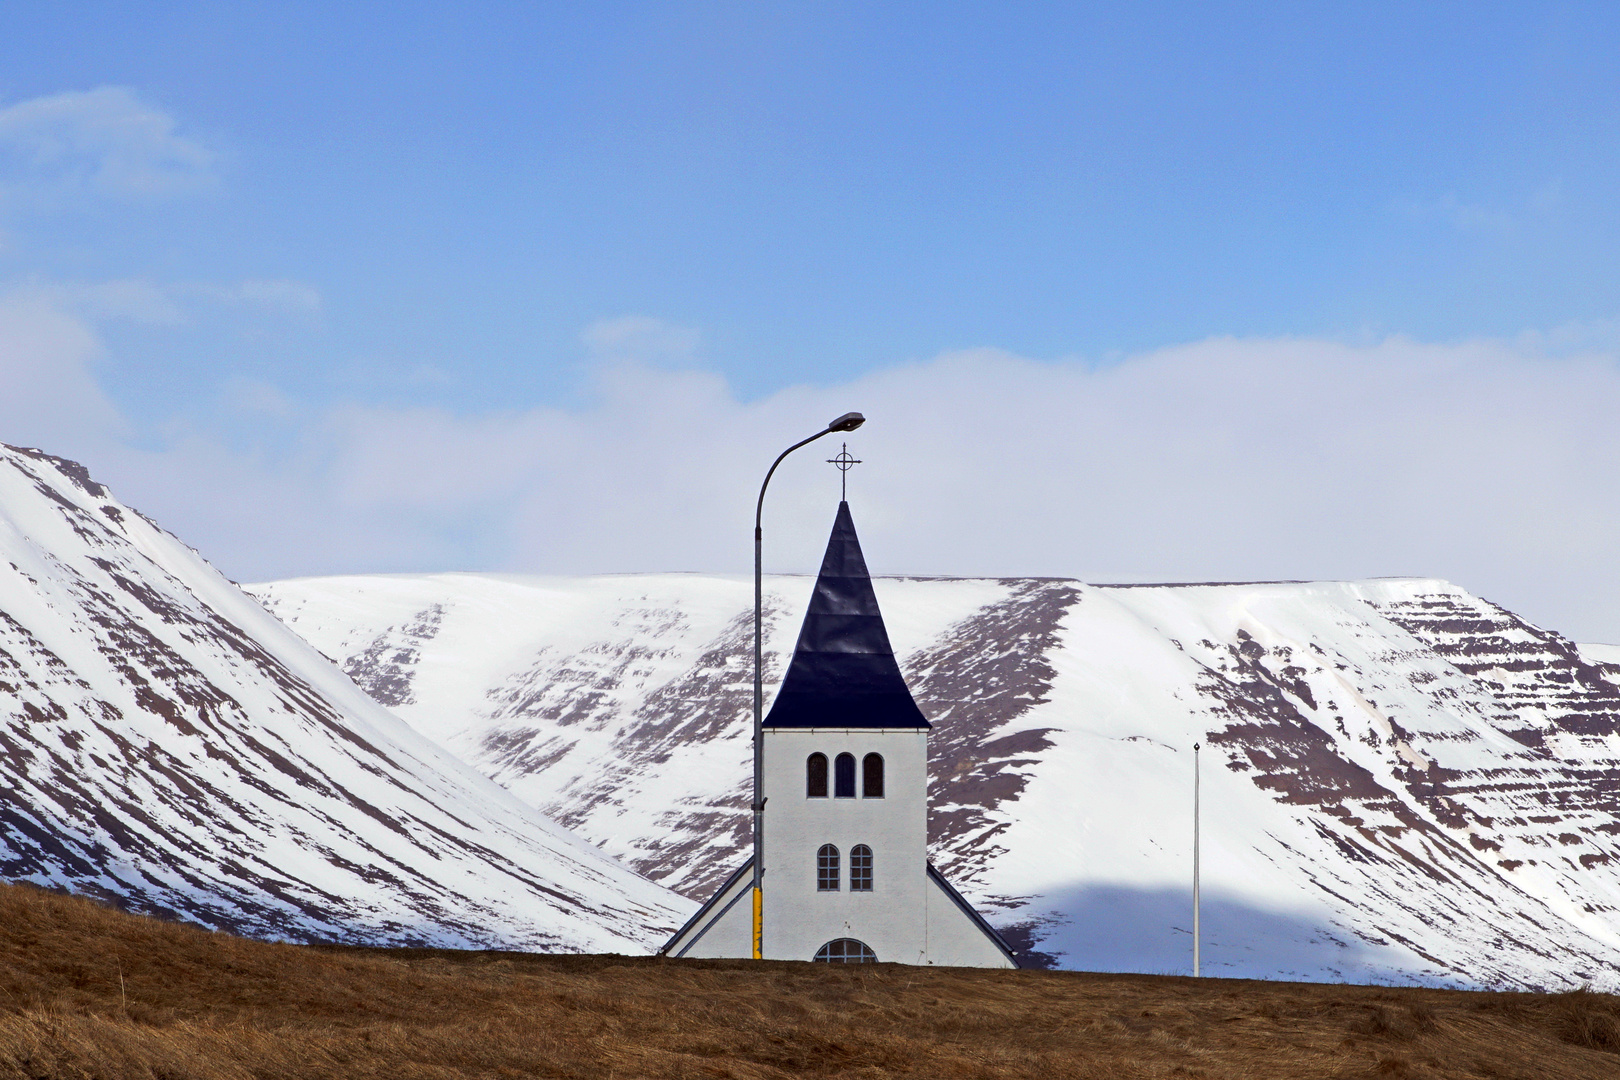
[826,442,861,501]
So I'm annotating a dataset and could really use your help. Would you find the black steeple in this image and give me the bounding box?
[763,501,930,729]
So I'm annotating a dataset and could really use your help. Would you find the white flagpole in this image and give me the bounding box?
[1193,740,1201,978]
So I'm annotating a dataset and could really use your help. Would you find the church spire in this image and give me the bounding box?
[763,501,930,729]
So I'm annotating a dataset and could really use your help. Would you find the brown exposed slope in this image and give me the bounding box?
[909,579,1079,885]
[3,881,1619,1080]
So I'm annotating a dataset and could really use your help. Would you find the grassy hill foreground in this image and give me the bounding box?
[0,883,1617,1079]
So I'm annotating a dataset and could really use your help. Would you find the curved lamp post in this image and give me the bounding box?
[751,410,865,959]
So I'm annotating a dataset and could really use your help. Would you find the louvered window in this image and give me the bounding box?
[862,753,884,798]
[834,752,856,798]
[806,753,828,797]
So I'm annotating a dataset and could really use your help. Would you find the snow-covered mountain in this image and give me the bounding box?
[251,568,1620,989]
[0,444,689,951]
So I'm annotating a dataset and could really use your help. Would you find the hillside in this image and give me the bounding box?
[0,444,689,950]
[1,880,1616,1080]
[251,569,1620,988]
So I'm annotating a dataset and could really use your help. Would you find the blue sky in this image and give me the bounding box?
[5,3,1620,639]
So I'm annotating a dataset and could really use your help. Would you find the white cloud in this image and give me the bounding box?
[6,294,1620,643]
[254,333,1620,643]
[0,87,216,200]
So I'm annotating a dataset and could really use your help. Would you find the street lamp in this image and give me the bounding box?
[750,410,865,959]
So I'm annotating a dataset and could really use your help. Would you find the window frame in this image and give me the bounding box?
[816,843,840,892]
[849,844,873,892]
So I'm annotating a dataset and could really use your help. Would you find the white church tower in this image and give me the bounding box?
[662,501,1016,967]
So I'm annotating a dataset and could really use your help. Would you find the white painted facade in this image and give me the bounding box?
[660,498,1015,968]
[763,727,928,962]
[663,724,1015,967]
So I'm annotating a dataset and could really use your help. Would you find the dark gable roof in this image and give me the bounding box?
[763,501,930,729]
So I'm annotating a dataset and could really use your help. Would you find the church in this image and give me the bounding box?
[661,499,1017,967]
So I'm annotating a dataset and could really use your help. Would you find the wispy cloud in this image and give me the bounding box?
[581,315,702,366]
[222,377,297,421]
[0,87,216,201]
[30,278,188,325]
[9,275,323,329]
[1396,179,1564,237]
[205,279,322,314]
[187,279,324,329]
[1515,315,1620,356]
[1398,192,1517,235]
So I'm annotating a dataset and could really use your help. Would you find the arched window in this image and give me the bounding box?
[814,938,878,963]
[806,753,828,798]
[816,844,840,891]
[834,752,856,798]
[850,844,873,891]
[862,753,884,798]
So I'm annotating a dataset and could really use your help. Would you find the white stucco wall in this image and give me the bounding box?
[667,860,754,959]
[762,727,929,963]
[924,870,1017,968]
[664,727,1015,968]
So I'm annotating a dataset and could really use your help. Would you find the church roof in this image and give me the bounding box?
[763,501,930,729]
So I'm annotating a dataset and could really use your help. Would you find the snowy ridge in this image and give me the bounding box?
[252,570,1620,988]
[0,445,689,950]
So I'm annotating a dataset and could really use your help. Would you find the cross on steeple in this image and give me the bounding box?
[826,442,861,501]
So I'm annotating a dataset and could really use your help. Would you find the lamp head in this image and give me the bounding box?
[827,411,866,433]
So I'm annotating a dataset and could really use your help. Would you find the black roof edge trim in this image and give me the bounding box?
[659,855,754,957]
[926,861,1021,969]
[759,726,933,733]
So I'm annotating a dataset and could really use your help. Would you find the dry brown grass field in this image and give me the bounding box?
[1,882,1617,1079]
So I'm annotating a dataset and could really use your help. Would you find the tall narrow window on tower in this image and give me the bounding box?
[862,753,884,798]
[817,844,840,891]
[806,753,828,797]
[834,752,856,798]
